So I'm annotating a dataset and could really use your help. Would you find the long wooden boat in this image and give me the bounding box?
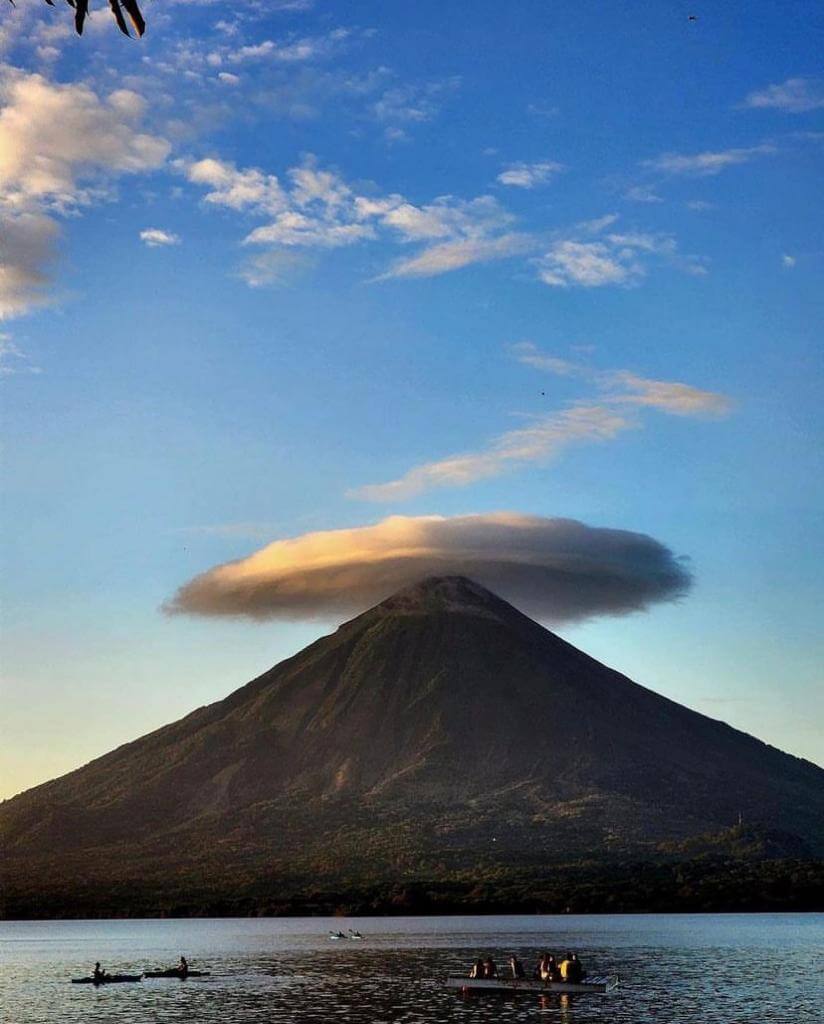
[445,974,618,995]
[71,975,143,985]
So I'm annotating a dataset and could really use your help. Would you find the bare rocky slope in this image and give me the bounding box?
[2,576,822,917]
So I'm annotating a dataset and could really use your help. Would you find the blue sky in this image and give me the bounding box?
[1,1,822,799]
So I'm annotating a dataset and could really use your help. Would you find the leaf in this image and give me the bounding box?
[120,0,145,37]
[74,0,88,35]
[108,0,131,37]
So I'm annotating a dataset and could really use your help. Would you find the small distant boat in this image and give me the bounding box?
[348,930,364,939]
[328,930,347,940]
[144,968,211,978]
[445,975,618,995]
[71,974,143,985]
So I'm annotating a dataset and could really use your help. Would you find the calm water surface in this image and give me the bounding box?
[1,914,821,1023]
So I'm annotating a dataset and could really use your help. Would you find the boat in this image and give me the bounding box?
[328,931,347,940]
[71,975,143,985]
[348,930,364,939]
[445,975,618,995]
[144,968,211,978]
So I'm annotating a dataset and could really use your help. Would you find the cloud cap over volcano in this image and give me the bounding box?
[165,513,692,624]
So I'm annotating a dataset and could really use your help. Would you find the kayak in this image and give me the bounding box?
[144,969,210,978]
[445,975,618,995]
[71,975,143,985]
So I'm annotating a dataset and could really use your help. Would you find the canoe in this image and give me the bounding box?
[71,975,143,985]
[445,975,618,995]
[144,969,210,978]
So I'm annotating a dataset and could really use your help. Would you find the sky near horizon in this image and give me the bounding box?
[1,1,823,800]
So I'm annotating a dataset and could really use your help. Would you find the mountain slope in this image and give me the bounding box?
[2,576,822,916]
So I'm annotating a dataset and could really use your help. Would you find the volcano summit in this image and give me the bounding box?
[2,576,822,917]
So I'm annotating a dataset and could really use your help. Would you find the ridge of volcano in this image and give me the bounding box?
[2,576,822,917]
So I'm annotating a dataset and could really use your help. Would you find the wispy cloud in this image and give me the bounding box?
[351,344,731,500]
[645,144,776,176]
[743,77,824,113]
[513,343,732,417]
[371,76,460,141]
[497,160,564,188]
[352,404,632,501]
[227,28,353,64]
[183,153,529,279]
[624,185,663,204]
[0,333,41,376]
[535,219,703,288]
[139,228,181,247]
[165,512,692,625]
[378,233,532,279]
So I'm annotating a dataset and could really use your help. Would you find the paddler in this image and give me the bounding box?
[92,962,105,982]
[179,956,189,977]
[509,955,525,979]
[559,951,582,982]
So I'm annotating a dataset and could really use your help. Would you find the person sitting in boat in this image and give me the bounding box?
[92,962,105,982]
[509,955,525,979]
[482,957,497,979]
[179,956,189,977]
[559,952,582,983]
[469,958,485,979]
[537,954,557,982]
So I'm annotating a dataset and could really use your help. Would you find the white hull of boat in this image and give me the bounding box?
[445,975,618,995]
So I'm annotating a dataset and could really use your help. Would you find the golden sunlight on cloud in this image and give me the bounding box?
[165,513,692,624]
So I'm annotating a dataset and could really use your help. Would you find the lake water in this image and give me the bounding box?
[0,914,821,1023]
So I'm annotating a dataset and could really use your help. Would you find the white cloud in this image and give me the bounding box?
[645,144,775,176]
[139,228,181,247]
[217,72,241,86]
[782,254,796,268]
[185,157,288,214]
[184,153,530,279]
[538,239,643,288]
[0,70,169,320]
[497,160,563,188]
[227,28,352,64]
[0,72,169,209]
[624,185,663,204]
[536,220,703,288]
[236,249,310,287]
[165,512,692,624]
[381,233,532,279]
[743,78,824,113]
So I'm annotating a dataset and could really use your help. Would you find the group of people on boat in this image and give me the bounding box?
[535,952,584,983]
[468,951,584,984]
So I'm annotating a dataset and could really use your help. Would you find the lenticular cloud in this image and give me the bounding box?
[164,513,692,624]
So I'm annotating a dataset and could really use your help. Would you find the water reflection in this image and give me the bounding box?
[1,916,821,1024]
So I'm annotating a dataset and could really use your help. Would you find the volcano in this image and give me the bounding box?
[2,576,822,917]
